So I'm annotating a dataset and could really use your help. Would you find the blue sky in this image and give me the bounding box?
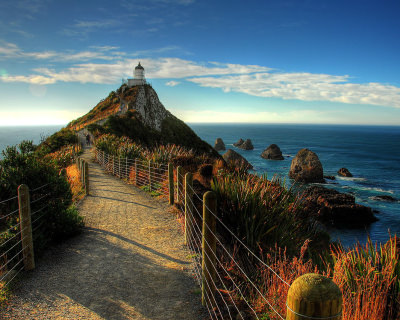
[0,0,399,125]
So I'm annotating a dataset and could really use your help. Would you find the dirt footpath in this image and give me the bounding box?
[2,149,206,320]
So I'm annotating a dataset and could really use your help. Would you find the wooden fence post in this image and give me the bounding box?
[168,163,174,205]
[118,157,121,178]
[102,151,105,167]
[81,159,85,185]
[202,191,217,308]
[112,155,115,175]
[177,166,183,203]
[18,184,35,271]
[184,172,193,246]
[148,160,152,191]
[134,160,139,185]
[126,157,128,179]
[286,273,342,320]
[84,162,89,195]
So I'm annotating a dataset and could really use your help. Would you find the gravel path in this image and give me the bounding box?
[2,149,206,320]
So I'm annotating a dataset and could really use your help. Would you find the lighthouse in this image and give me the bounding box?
[128,62,146,87]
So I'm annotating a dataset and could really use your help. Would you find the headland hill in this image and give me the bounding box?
[1,62,399,319]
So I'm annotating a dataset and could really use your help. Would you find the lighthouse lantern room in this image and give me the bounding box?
[128,62,146,87]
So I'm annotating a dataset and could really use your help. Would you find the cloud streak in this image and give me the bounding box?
[188,73,400,108]
[1,43,399,109]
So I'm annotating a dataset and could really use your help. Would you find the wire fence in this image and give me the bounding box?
[0,145,86,294]
[94,149,291,319]
[94,149,169,197]
[0,183,52,294]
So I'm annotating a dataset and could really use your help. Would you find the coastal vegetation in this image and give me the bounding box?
[91,131,400,319]
[0,139,83,305]
[1,83,398,318]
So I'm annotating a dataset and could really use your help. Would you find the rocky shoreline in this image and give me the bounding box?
[214,137,380,229]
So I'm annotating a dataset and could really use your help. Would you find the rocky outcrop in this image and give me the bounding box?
[261,144,284,160]
[223,149,253,170]
[214,138,226,151]
[238,139,254,150]
[233,139,244,147]
[129,85,170,131]
[324,175,336,180]
[68,84,219,157]
[289,149,324,183]
[338,168,353,177]
[303,186,377,227]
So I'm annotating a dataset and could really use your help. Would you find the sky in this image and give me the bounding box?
[0,0,399,126]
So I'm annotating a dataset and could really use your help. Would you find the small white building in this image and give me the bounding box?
[128,62,146,87]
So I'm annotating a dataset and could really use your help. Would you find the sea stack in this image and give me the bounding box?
[289,148,324,183]
[261,144,284,160]
[233,138,244,147]
[238,139,254,150]
[214,138,226,151]
[338,168,353,177]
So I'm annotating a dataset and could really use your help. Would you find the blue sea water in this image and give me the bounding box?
[0,125,63,159]
[189,123,400,247]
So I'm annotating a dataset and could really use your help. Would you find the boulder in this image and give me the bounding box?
[324,175,336,180]
[289,149,324,183]
[338,168,353,177]
[238,139,254,150]
[233,138,244,147]
[223,149,253,170]
[214,138,226,151]
[261,144,284,160]
[303,186,378,227]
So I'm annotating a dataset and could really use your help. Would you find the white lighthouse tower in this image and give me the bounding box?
[128,62,146,87]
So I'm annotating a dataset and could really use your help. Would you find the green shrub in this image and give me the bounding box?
[36,128,78,155]
[0,141,83,267]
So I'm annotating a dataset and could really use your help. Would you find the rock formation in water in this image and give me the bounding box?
[233,138,244,147]
[303,186,377,227]
[214,138,226,151]
[289,148,324,183]
[237,139,254,150]
[261,144,284,160]
[338,168,353,177]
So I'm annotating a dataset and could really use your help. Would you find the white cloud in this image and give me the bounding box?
[0,42,123,61]
[170,108,332,124]
[165,80,180,86]
[188,73,400,108]
[1,43,399,109]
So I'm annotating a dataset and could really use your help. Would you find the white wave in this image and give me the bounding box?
[337,176,367,182]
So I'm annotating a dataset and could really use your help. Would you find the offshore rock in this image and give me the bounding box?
[223,149,253,170]
[238,139,254,150]
[214,138,226,151]
[233,138,244,147]
[303,186,377,227]
[338,167,353,177]
[261,144,284,160]
[289,148,324,183]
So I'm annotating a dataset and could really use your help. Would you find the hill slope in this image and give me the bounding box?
[68,84,218,156]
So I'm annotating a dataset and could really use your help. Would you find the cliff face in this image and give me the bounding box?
[68,84,218,157]
[123,85,170,131]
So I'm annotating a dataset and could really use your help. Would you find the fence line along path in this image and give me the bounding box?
[3,149,206,320]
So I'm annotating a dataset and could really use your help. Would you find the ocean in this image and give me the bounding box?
[189,124,400,247]
[0,125,63,159]
[0,124,399,247]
